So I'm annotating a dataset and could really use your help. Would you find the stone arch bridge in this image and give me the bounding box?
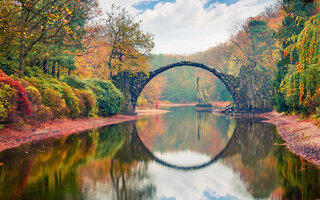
[112,61,273,114]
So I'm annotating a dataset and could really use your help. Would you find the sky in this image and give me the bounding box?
[98,0,275,55]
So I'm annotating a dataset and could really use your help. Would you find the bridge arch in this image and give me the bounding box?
[112,61,273,114]
[131,61,240,111]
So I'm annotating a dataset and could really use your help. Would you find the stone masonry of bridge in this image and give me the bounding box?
[112,61,273,114]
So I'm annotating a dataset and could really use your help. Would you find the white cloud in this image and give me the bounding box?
[148,160,253,200]
[99,0,275,54]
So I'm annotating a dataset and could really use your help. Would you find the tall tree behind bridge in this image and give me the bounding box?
[229,18,278,72]
[105,5,154,77]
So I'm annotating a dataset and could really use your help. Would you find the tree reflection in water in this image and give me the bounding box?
[0,116,319,200]
[196,111,210,140]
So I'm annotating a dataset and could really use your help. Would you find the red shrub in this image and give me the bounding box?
[0,70,32,115]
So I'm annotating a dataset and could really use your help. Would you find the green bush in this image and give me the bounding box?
[272,92,289,113]
[280,64,320,114]
[73,88,97,117]
[27,75,81,118]
[0,83,16,123]
[26,86,41,105]
[316,107,320,118]
[37,105,53,121]
[42,87,69,118]
[63,75,88,90]
[88,79,124,116]
[60,83,81,118]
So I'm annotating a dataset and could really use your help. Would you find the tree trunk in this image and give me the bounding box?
[57,64,60,80]
[19,9,26,76]
[52,62,56,77]
[43,58,48,74]
[19,26,25,76]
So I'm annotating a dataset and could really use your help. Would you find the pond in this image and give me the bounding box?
[0,106,319,200]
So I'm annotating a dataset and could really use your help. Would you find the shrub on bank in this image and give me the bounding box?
[37,105,53,121]
[26,86,54,121]
[73,88,97,117]
[0,70,32,116]
[0,83,16,124]
[87,79,124,116]
[60,83,81,118]
[63,75,88,90]
[42,87,69,118]
[0,68,124,128]
[26,86,41,105]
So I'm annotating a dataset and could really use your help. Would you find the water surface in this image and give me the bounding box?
[0,106,319,199]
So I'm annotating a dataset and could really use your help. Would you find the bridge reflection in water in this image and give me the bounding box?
[0,113,319,199]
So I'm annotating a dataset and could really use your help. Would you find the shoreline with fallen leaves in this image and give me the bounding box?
[259,111,320,167]
[0,115,138,152]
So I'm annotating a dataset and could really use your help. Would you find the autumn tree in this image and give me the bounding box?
[0,0,99,76]
[105,5,154,77]
[229,18,278,71]
[75,24,110,79]
[279,13,320,114]
[273,0,316,112]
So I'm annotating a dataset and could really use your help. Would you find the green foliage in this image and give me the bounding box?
[60,83,81,118]
[26,86,41,105]
[0,58,16,76]
[0,83,16,123]
[63,75,98,116]
[196,77,210,104]
[106,5,154,76]
[316,107,320,118]
[273,0,316,113]
[211,79,233,101]
[280,64,320,113]
[96,125,125,159]
[88,79,124,116]
[42,87,68,118]
[73,89,97,117]
[137,93,148,107]
[36,105,53,121]
[63,75,88,90]
[285,13,320,70]
[277,12,320,115]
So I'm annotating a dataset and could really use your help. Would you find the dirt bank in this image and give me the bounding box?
[260,111,320,167]
[0,115,138,152]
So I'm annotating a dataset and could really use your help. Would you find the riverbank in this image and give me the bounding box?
[136,109,170,115]
[260,111,320,167]
[0,115,138,152]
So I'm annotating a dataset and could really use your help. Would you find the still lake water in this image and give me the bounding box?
[0,106,319,200]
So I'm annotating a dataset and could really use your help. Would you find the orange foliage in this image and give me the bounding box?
[142,75,166,103]
[75,26,110,79]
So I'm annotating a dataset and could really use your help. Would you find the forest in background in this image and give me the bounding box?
[1,0,320,129]
[142,0,320,120]
[141,2,283,104]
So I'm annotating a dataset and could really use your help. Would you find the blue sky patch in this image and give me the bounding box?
[133,0,176,12]
[204,0,240,9]
[133,0,240,13]
[203,191,240,200]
